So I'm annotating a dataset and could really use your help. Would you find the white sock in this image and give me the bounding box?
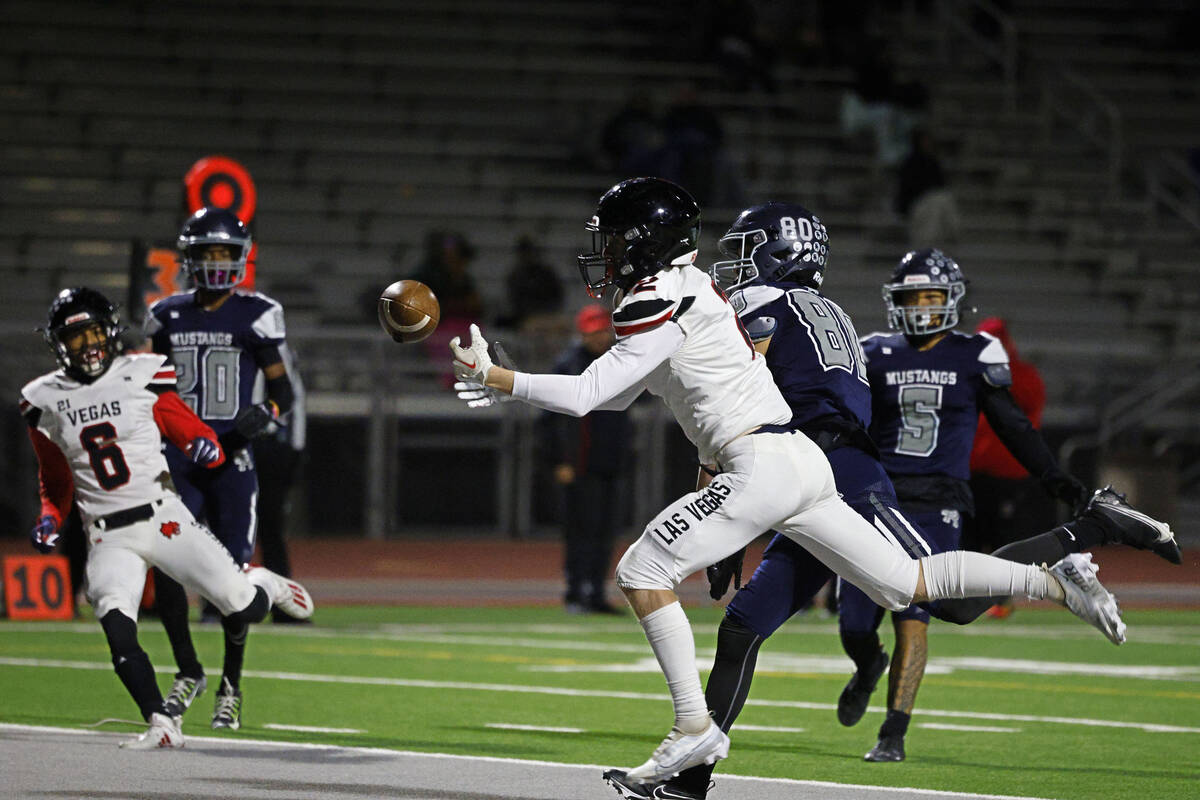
[638,602,709,733]
[920,551,1059,602]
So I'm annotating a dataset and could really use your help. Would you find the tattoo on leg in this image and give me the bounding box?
[886,618,929,714]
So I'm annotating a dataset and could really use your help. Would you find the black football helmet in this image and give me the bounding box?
[883,248,968,336]
[42,287,124,382]
[711,201,829,292]
[177,206,252,290]
[577,177,701,298]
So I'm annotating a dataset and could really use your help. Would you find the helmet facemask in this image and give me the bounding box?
[48,317,117,381]
[883,282,966,335]
[182,241,249,290]
[710,207,829,293]
[578,219,628,299]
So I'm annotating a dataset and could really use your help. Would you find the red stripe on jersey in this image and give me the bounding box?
[613,308,674,337]
[152,391,226,468]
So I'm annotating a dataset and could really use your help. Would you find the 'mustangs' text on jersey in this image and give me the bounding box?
[862,330,1010,481]
[145,290,285,435]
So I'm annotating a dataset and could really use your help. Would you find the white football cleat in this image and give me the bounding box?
[1048,553,1126,645]
[245,566,314,620]
[623,721,730,785]
[120,712,184,750]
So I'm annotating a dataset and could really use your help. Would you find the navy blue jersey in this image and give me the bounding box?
[862,330,1010,482]
[729,283,871,432]
[145,290,287,436]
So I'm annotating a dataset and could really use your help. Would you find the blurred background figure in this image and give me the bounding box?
[251,344,307,623]
[541,304,633,615]
[897,128,961,248]
[967,317,1054,619]
[411,231,484,385]
[410,231,483,321]
[498,234,568,371]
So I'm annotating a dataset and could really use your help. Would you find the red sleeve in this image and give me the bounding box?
[28,426,74,525]
[152,391,226,468]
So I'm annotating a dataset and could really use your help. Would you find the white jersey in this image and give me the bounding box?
[20,354,177,524]
[514,265,790,463]
[620,265,790,463]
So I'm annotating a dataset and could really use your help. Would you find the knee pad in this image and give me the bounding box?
[223,586,269,627]
[99,609,141,661]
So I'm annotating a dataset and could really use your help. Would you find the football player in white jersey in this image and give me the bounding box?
[449,178,1125,791]
[20,287,313,750]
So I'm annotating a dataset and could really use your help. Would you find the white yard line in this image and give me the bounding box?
[262,723,365,734]
[0,722,1059,800]
[918,723,1022,733]
[485,722,584,733]
[2,656,1197,734]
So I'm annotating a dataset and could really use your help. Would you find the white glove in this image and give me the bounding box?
[453,380,512,408]
[449,323,495,383]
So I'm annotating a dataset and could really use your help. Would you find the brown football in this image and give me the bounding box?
[378,280,440,343]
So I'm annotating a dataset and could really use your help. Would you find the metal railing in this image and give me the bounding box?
[1039,67,1124,197]
[1146,150,1200,234]
[1059,358,1200,475]
[935,0,1019,111]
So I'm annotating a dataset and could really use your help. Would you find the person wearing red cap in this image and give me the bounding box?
[541,304,635,614]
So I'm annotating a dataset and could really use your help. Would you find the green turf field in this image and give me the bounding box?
[2,606,1198,799]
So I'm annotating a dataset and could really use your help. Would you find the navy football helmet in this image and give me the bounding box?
[711,201,829,292]
[883,248,968,336]
[42,287,124,382]
[578,177,701,298]
[178,207,252,290]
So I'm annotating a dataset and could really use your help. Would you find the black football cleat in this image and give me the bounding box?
[603,769,655,800]
[837,649,888,727]
[1081,486,1181,564]
[652,783,710,799]
[864,734,906,762]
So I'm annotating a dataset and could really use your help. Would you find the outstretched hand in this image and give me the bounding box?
[449,323,495,383]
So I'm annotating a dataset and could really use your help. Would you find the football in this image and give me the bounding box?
[378,280,440,343]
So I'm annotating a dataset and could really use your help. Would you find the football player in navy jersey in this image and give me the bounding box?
[617,211,1179,800]
[143,207,298,730]
[841,249,1179,762]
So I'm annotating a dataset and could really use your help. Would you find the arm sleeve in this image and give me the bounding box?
[978,384,1057,478]
[152,390,226,468]
[513,322,683,416]
[28,426,74,525]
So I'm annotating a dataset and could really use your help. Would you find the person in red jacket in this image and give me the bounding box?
[967,318,1057,617]
[21,287,313,750]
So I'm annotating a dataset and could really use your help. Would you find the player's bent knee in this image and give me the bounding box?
[224,586,270,627]
[714,616,761,662]
[614,540,675,591]
[99,609,141,660]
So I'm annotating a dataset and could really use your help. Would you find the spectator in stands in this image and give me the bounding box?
[541,305,633,615]
[411,231,485,384]
[840,41,927,168]
[698,0,777,93]
[659,83,743,207]
[967,318,1057,609]
[600,91,663,174]
[897,128,960,248]
[411,231,483,320]
[498,235,565,332]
